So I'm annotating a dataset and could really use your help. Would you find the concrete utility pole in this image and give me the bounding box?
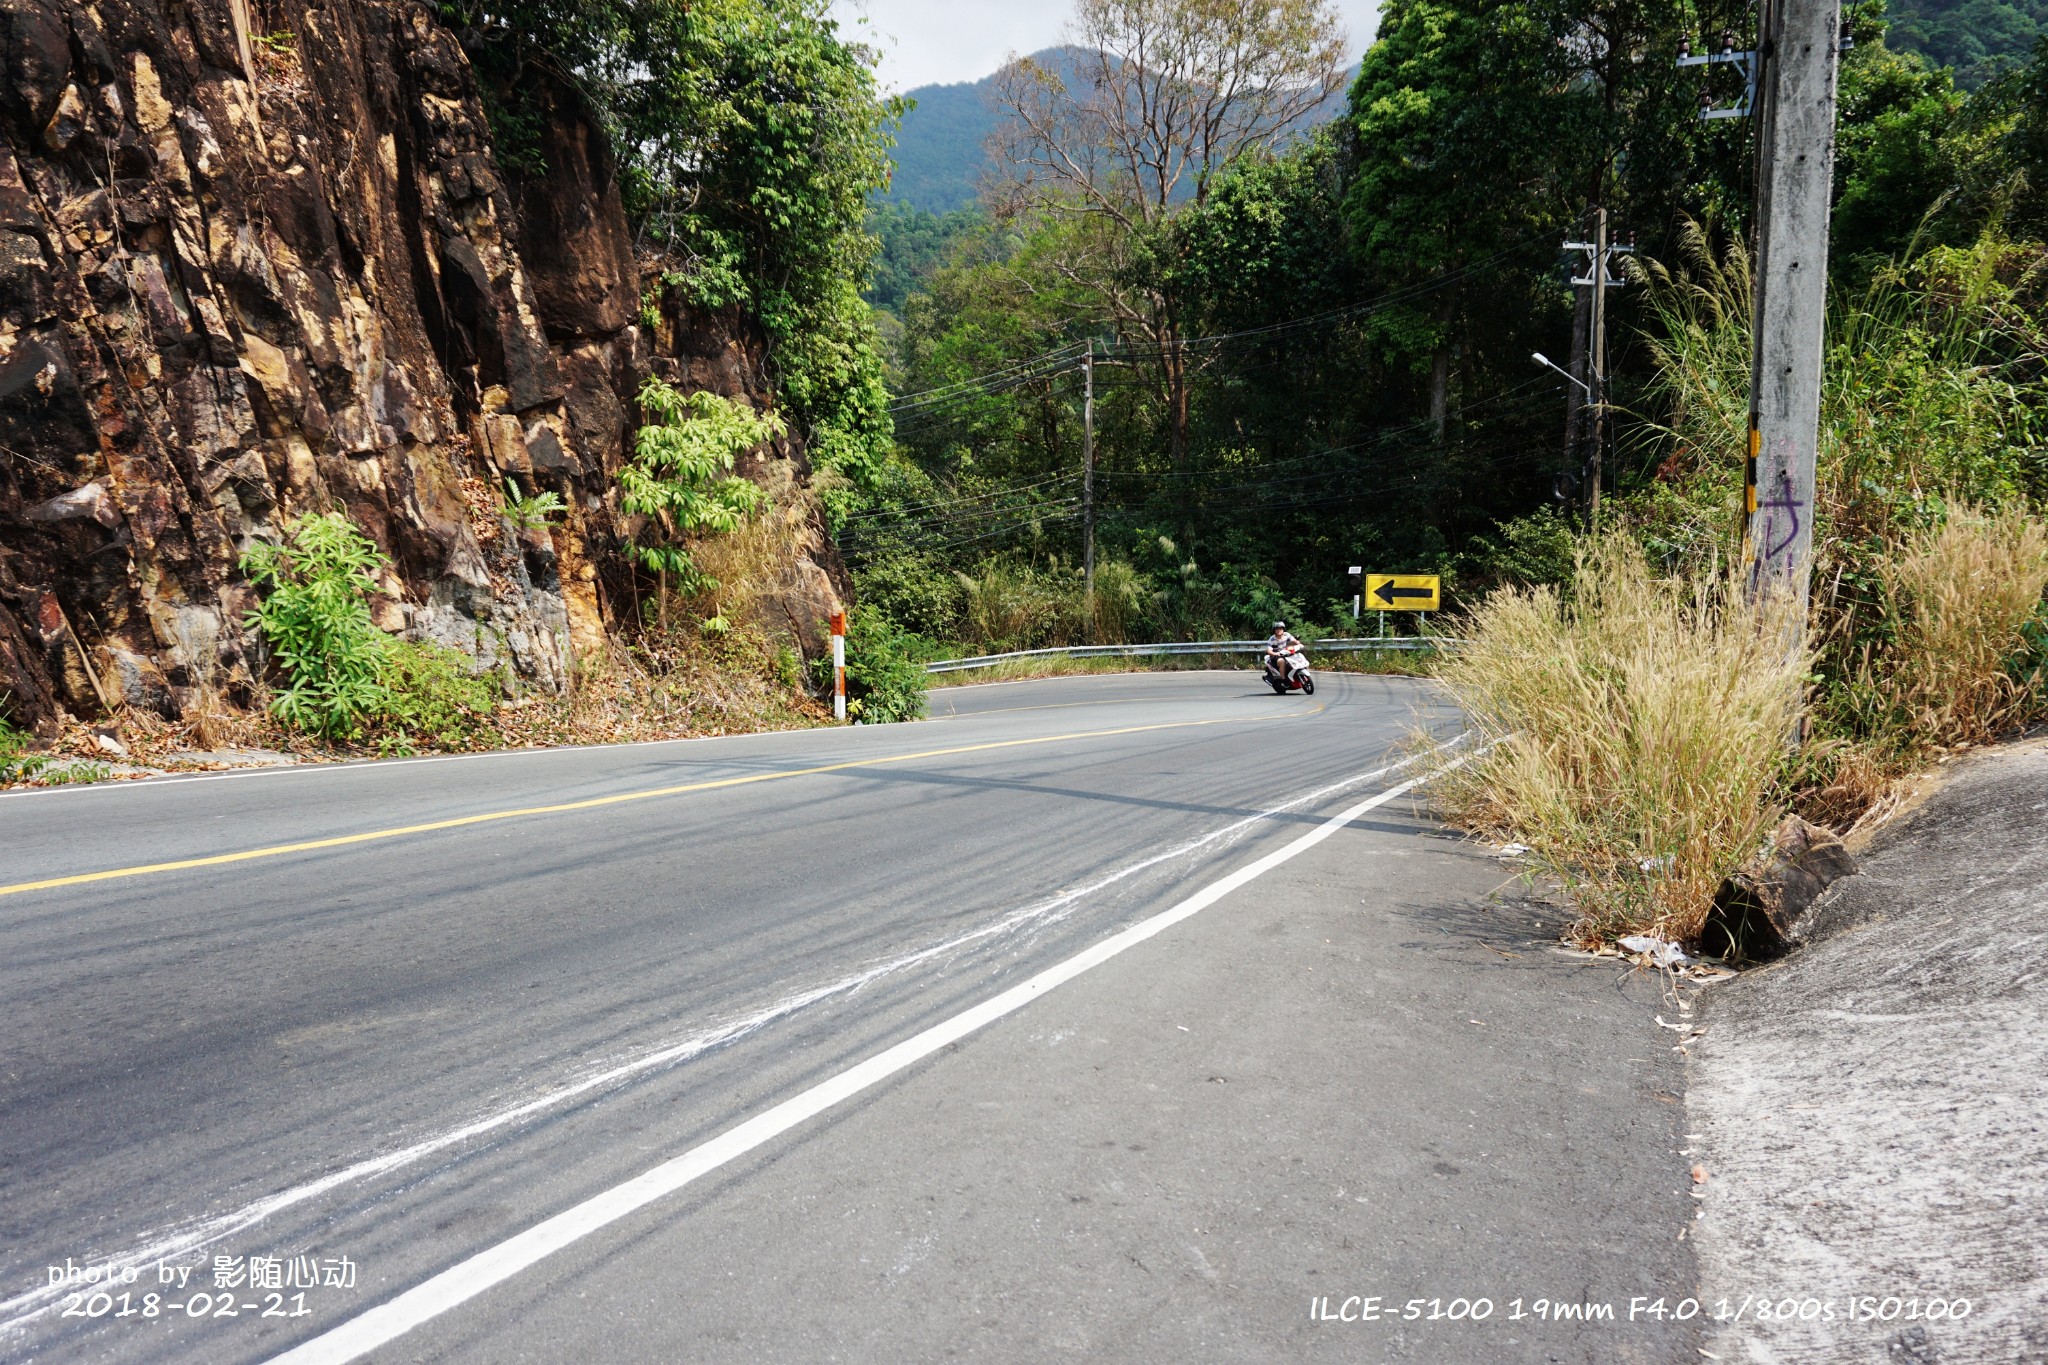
[1744,0,1844,610]
[1561,210,1630,526]
[1588,206,1609,522]
[1081,341,1096,623]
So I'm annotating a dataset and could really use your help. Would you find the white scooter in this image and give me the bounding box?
[1263,645,1315,696]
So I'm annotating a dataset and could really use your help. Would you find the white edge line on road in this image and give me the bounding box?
[264,745,1470,1365]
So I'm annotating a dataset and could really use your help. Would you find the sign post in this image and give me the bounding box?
[1347,566,1362,621]
[830,610,847,722]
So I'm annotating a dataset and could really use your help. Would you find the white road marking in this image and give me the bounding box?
[265,747,1467,1365]
[0,741,1458,1340]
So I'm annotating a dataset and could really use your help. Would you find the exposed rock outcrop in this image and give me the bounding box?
[1700,815,1861,960]
[0,0,840,733]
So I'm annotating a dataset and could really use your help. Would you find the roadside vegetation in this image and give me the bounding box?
[1439,226,2048,947]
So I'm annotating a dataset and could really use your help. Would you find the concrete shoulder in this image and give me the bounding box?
[1689,740,2048,1363]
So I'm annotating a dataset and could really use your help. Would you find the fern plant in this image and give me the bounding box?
[622,378,780,625]
[500,477,566,530]
[241,513,395,739]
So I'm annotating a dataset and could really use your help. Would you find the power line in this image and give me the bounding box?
[882,217,1585,417]
[831,471,1080,524]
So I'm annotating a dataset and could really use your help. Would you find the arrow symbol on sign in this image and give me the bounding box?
[1373,581,1433,604]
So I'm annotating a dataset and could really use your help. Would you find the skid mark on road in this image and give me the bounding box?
[268,745,1471,1365]
[0,741,1425,1343]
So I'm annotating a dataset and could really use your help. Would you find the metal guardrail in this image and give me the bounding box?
[924,636,1456,675]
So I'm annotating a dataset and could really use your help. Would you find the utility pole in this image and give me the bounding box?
[1081,341,1096,625]
[1563,279,1591,517]
[1743,0,1843,613]
[1562,211,1631,525]
[1589,206,1609,522]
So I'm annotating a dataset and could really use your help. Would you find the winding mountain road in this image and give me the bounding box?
[0,672,1698,1363]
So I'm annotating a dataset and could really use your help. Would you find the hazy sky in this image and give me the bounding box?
[827,0,1383,93]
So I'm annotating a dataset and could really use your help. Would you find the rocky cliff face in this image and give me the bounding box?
[0,0,839,733]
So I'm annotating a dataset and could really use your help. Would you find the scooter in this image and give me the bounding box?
[1263,646,1315,695]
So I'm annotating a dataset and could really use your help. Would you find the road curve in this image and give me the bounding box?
[1,670,1456,1363]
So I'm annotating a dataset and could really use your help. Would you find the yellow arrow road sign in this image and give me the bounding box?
[1366,573,1440,611]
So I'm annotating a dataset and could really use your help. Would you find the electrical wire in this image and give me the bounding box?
[882,215,1585,416]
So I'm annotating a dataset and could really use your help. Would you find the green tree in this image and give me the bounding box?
[451,0,899,485]
[623,379,781,626]
[1889,0,2048,87]
[988,0,1350,471]
[1343,1,1577,435]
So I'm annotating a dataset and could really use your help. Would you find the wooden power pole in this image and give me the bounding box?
[1744,0,1843,611]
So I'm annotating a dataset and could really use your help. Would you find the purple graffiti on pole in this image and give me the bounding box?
[1748,459,1805,592]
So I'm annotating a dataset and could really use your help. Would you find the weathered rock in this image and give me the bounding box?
[1700,816,1861,961]
[0,0,842,732]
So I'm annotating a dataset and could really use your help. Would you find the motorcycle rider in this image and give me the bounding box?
[1263,620,1304,684]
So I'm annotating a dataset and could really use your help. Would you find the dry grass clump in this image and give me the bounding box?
[493,625,826,748]
[685,465,832,640]
[1852,506,2048,749]
[1433,538,1808,946]
[1799,506,2048,825]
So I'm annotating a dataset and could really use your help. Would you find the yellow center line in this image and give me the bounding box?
[0,707,1323,900]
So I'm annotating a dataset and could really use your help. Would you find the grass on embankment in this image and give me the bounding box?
[1435,517,2048,950]
[1432,540,1807,947]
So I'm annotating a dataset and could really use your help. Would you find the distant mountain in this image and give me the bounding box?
[880,47,1352,213]
[881,47,1086,213]
[881,73,1000,213]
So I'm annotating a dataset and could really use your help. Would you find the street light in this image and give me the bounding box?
[1532,351,1592,397]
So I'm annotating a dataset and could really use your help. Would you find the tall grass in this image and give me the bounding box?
[1629,222,2048,827]
[1434,539,1808,945]
[955,560,1075,650]
[1637,226,2046,556]
[1828,505,2048,754]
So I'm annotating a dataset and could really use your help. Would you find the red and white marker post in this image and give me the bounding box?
[830,609,847,721]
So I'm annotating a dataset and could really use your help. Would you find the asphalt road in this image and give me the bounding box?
[0,670,1698,1363]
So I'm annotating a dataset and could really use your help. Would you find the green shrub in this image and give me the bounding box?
[772,642,804,691]
[853,551,962,638]
[243,512,504,748]
[1458,508,1578,591]
[623,378,780,616]
[380,641,502,753]
[0,718,33,783]
[33,760,113,786]
[822,605,930,723]
[499,477,566,530]
[241,513,395,740]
